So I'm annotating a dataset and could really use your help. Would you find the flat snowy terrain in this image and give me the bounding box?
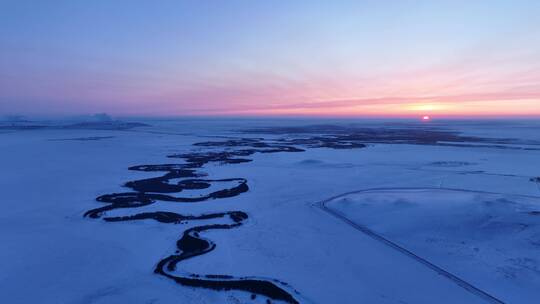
[326,189,540,303]
[1,118,539,304]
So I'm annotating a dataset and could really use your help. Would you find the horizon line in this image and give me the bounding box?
[4,113,540,121]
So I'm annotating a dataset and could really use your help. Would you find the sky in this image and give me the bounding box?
[1,0,539,118]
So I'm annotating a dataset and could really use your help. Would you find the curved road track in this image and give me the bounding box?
[315,187,540,304]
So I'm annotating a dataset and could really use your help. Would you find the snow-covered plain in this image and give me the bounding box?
[1,118,539,304]
[326,189,540,303]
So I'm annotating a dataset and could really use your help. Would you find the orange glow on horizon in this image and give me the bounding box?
[193,98,540,118]
[203,98,540,118]
[406,104,451,112]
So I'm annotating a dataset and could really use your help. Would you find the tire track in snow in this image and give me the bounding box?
[314,187,524,304]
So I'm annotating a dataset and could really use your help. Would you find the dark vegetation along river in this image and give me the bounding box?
[84,138,317,303]
[84,126,513,303]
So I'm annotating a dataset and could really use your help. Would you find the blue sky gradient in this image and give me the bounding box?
[1,1,539,116]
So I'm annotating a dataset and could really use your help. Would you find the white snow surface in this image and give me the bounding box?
[1,118,539,304]
[327,189,540,303]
